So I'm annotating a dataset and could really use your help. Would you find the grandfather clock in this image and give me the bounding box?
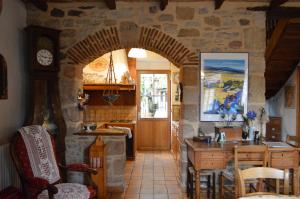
[25,25,67,170]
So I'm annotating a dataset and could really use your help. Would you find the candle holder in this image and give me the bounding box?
[77,89,89,110]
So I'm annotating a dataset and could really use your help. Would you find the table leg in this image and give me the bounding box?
[294,168,299,196]
[195,170,201,199]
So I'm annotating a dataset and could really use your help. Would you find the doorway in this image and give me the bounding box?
[137,70,171,150]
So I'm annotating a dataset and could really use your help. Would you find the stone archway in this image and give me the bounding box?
[66,26,198,68]
[64,26,199,188]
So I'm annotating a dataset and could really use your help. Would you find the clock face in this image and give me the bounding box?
[36,49,53,66]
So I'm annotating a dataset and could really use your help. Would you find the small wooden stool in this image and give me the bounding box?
[187,167,216,199]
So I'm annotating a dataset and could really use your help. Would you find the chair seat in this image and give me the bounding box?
[38,183,91,199]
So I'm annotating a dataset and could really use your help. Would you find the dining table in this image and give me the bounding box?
[185,139,300,199]
[239,195,300,199]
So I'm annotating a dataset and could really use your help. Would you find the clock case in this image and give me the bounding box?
[26,25,60,74]
[24,26,67,178]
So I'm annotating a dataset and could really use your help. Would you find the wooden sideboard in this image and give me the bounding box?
[186,139,299,199]
[266,117,282,141]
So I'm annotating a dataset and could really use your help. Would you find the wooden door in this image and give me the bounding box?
[137,71,171,150]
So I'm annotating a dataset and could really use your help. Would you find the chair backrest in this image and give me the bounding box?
[286,135,300,147]
[234,145,268,169]
[237,167,289,196]
[10,129,61,198]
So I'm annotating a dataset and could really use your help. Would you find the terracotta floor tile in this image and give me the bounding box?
[153,180,165,185]
[125,193,139,199]
[165,180,178,185]
[120,151,188,199]
[153,194,168,199]
[153,186,168,194]
[139,193,154,199]
[140,187,154,194]
[126,187,140,194]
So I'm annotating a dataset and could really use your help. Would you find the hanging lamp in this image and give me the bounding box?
[102,52,120,105]
[128,48,147,58]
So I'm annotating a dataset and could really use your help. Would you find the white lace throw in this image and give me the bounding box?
[38,183,90,199]
[108,126,132,138]
[19,125,60,184]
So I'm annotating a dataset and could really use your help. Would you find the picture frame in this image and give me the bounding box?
[200,53,248,122]
[284,84,295,108]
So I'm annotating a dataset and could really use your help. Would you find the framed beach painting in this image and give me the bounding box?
[200,53,248,122]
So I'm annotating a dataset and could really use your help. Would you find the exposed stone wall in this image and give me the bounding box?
[27,1,267,188]
[66,135,126,191]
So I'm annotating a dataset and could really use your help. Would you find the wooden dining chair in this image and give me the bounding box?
[286,135,300,147]
[220,144,268,199]
[237,167,289,197]
[285,135,300,194]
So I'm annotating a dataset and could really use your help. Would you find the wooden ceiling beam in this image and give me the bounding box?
[248,7,300,19]
[269,0,289,9]
[104,0,116,10]
[215,0,225,10]
[160,0,168,11]
[31,0,48,11]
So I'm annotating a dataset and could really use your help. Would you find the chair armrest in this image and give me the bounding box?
[26,177,50,189]
[26,177,58,195]
[59,163,98,175]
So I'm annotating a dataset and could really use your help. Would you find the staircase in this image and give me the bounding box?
[265,17,300,99]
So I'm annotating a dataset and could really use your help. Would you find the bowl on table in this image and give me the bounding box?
[83,123,97,132]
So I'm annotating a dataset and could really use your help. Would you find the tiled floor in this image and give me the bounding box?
[108,151,188,199]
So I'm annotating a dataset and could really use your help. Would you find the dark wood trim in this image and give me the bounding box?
[265,19,289,61]
[215,0,225,10]
[160,0,168,11]
[104,0,116,10]
[0,54,8,99]
[31,0,48,11]
[248,6,300,19]
[269,0,289,9]
[296,67,300,138]
[0,0,3,15]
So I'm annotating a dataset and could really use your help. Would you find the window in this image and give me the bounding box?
[140,73,168,118]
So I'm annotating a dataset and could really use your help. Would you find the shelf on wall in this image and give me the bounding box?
[83,84,136,106]
[83,84,136,91]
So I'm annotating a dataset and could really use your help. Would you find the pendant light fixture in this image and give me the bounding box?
[102,52,120,105]
[128,48,147,58]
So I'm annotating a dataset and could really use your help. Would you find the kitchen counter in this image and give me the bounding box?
[74,128,125,136]
[72,127,127,192]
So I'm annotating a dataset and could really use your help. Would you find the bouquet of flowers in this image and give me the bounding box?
[242,110,257,140]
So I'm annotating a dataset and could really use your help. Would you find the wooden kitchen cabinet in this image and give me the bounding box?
[266,117,282,141]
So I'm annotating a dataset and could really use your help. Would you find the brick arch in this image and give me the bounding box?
[66,26,199,68]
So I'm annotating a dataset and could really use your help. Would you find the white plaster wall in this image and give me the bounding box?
[0,0,27,144]
[267,67,298,140]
